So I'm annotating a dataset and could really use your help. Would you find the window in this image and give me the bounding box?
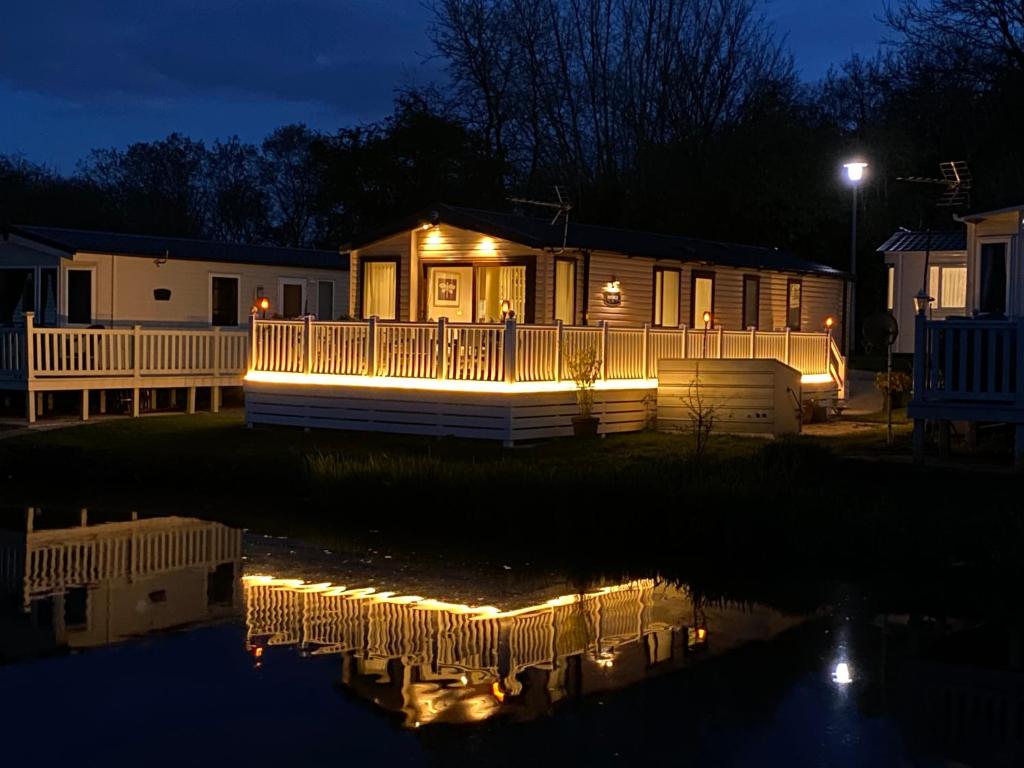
[979,243,1007,314]
[66,268,93,325]
[886,265,894,311]
[279,279,305,318]
[786,279,802,330]
[362,259,398,319]
[318,280,335,321]
[742,275,760,329]
[927,265,966,310]
[654,268,681,327]
[0,269,33,324]
[554,258,576,324]
[691,272,714,327]
[210,275,239,327]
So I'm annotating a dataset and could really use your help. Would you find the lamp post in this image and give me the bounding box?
[843,161,867,355]
[702,310,712,358]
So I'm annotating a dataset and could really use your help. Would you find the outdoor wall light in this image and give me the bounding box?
[913,289,933,315]
[601,277,622,306]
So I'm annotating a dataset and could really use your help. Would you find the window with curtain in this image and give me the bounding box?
[928,265,966,309]
[786,279,802,330]
[654,268,680,326]
[742,275,759,329]
[554,259,575,324]
[691,273,713,327]
[363,260,397,319]
[886,265,894,310]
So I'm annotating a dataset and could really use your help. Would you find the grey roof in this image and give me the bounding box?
[9,225,348,271]
[876,230,966,253]
[348,203,846,278]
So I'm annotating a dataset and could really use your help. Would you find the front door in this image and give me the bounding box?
[426,266,473,321]
[66,268,93,325]
[979,242,1007,315]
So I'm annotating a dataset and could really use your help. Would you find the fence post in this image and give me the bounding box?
[436,316,448,380]
[600,320,608,380]
[912,312,928,461]
[784,328,792,366]
[642,322,650,379]
[504,317,517,384]
[554,319,564,382]
[23,312,35,424]
[132,325,142,417]
[749,328,756,359]
[366,317,378,377]
[248,312,258,371]
[303,315,313,374]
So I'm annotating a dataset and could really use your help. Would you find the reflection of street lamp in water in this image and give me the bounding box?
[702,310,712,358]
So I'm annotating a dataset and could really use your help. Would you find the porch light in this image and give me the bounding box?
[825,316,834,329]
[602,278,622,306]
[843,161,867,183]
[702,310,712,328]
[478,237,496,255]
[258,297,270,312]
[913,289,933,315]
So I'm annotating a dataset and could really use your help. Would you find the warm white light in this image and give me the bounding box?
[801,373,834,385]
[425,228,442,247]
[832,662,853,685]
[246,369,657,394]
[843,161,867,183]
[478,237,496,255]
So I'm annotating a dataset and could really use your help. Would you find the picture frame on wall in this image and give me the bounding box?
[434,271,460,307]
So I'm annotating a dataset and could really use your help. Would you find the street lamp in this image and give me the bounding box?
[843,160,868,355]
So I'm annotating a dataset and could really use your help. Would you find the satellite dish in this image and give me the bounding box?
[862,311,899,355]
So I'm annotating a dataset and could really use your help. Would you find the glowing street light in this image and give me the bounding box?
[832,662,853,685]
[842,159,868,356]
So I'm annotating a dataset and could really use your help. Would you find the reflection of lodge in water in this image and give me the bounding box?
[0,510,242,659]
[244,575,710,726]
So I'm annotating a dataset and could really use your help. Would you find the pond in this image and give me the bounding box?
[0,509,1020,767]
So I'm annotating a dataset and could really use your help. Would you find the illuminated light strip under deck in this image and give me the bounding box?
[246,370,834,391]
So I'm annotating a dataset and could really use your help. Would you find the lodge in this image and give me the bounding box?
[245,204,849,443]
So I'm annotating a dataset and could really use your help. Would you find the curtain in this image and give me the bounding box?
[499,266,526,318]
[364,261,396,319]
[940,267,967,309]
[693,276,713,327]
[555,260,575,323]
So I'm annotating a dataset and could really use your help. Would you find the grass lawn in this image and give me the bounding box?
[1,408,1020,585]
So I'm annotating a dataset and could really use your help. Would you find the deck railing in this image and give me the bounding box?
[251,316,844,392]
[912,316,1023,405]
[0,312,249,381]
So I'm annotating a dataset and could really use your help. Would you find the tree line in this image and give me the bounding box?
[3,0,1024,323]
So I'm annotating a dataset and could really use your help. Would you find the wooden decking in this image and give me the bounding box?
[0,312,249,422]
[909,314,1024,462]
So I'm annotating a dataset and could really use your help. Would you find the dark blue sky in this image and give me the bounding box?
[0,0,887,172]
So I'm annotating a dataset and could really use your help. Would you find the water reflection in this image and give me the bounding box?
[242,574,802,727]
[0,508,241,661]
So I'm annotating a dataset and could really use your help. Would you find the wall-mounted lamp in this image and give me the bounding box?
[602,277,622,306]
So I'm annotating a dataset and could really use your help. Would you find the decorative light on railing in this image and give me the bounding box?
[253,296,271,319]
[602,277,622,306]
[825,316,834,330]
[913,289,933,315]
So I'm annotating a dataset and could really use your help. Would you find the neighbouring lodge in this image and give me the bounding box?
[0,226,348,422]
[245,204,849,443]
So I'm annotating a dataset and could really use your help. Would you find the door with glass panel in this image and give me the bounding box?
[474,265,527,322]
[654,268,681,327]
[554,258,576,324]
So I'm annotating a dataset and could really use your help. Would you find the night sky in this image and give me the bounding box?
[0,0,887,172]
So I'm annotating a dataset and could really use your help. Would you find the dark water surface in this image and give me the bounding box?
[0,509,1020,766]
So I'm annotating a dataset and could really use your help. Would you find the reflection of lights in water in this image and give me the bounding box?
[491,682,506,702]
[459,675,468,686]
[832,662,853,685]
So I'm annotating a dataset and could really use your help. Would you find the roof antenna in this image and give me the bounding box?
[896,160,972,300]
[508,186,572,253]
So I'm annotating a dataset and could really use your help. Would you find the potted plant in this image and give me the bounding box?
[874,370,913,409]
[565,345,602,438]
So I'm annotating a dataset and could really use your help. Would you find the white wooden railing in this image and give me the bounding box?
[251,316,845,393]
[1,312,249,381]
[912,316,1023,405]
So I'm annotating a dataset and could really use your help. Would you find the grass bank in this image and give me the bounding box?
[0,411,1019,581]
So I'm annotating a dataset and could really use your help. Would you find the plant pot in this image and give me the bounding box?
[571,415,600,438]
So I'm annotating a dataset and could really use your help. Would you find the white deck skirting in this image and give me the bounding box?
[245,376,656,445]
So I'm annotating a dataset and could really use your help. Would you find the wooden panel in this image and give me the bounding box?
[656,358,801,437]
[245,381,656,443]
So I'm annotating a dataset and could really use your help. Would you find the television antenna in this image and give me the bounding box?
[508,186,572,252]
[897,160,972,208]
